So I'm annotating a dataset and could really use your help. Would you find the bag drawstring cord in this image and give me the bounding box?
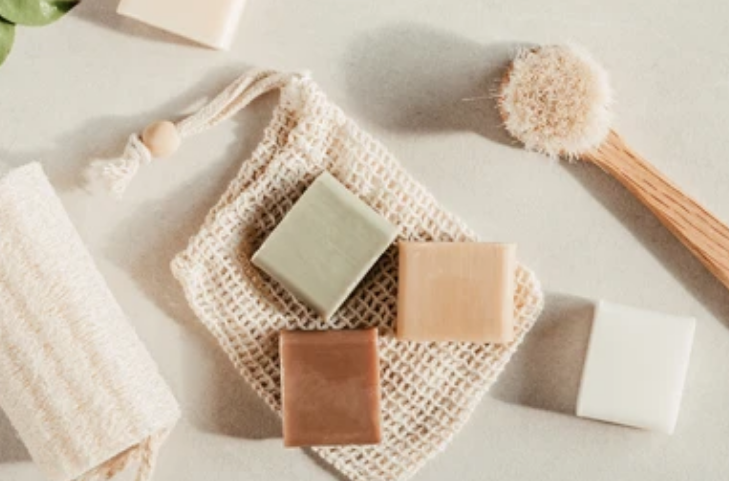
[87,69,295,198]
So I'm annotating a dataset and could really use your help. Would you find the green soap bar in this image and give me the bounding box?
[252,172,399,319]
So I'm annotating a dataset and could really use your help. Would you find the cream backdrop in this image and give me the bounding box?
[1,0,728,479]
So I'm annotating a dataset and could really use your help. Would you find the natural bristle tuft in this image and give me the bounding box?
[498,45,612,158]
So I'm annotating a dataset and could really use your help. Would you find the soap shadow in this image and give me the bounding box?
[184,323,283,440]
[344,24,531,147]
[304,449,349,481]
[103,85,283,440]
[0,64,248,193]
[566,161,729,328]
[491,293,594,414]
[72,0,202,48]
[0,410,30,464]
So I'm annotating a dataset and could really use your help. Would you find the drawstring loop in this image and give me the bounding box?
[87,69,296,198]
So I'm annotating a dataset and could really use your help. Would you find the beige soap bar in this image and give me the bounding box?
[396,242,516,343]
[118,0,246,50]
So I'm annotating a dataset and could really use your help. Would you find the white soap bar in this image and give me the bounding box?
[577,301,695,434]
[118,0,246,50]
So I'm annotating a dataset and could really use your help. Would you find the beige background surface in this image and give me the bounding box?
[1,0,729,479]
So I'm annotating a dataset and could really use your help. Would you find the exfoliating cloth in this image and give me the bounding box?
[0,164,180,481]
[95,70,545,481]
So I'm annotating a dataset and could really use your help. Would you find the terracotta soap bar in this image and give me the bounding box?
[117,0,246,50]
[280,329,382,447]
[577,301,695,434]
[397,242,516,343]
[253,172,398,319]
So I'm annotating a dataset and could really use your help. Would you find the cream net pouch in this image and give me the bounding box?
[94,70,544,481]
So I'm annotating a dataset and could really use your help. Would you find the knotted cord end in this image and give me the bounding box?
[86,134,153,199]
[85,70,293,199]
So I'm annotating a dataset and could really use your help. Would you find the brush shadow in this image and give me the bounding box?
[566,161,729,328]
[0,410,30,464]
[72,0,202,48]
[0,64,248,193]
[343,23,531,147]
[491,293,594,414]
[103,86,283,440]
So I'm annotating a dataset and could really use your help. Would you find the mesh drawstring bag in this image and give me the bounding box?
[92,69,544,481]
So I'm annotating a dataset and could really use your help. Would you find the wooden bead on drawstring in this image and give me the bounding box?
[141,121,181,158]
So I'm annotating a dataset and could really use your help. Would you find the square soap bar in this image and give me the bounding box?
[396,242,516,343]
[118,0,246,50]
[577,301,695,434]
[253,172,398,319]
[280,329,382,447]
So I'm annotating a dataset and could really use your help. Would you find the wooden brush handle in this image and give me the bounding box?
[584,130,729,291]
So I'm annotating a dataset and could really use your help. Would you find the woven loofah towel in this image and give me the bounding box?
[92,70,545,481]
[0,164,180,481]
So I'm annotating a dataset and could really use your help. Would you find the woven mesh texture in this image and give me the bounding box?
[171,74,544,481]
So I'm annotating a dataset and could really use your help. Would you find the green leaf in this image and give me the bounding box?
[0,0,78,27]
[0,18,14,67]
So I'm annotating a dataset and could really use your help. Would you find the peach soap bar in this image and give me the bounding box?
[253,172,398,319]
[118,0,246,50]
[396,242,516,343]
[280,329,382,447]
[577,301,695,434]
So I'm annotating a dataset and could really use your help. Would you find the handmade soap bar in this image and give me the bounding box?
[577,301,695,434]
[117,0,246,50]
[396,242,516,343]
[253,172,398,319]
[280,329,382,447]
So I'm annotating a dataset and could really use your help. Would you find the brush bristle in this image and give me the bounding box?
[498,45,612,158]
